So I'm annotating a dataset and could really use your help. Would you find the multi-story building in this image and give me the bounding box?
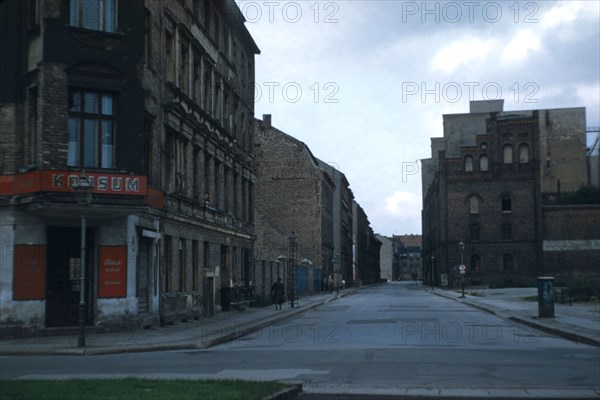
[422,100,598,288]
[318,161,354,288]
[0,0,259,330]
[253,115,331,299]
[353,201,381,285]
[392,234,422,281]
[376,234,399,282]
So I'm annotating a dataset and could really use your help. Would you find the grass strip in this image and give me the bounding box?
[0,378,290,400]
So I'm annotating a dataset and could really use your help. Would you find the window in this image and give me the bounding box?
[503,145,513,164]
[144,9,152,63]
[178,239,186,292]
[166,133,186,193]
[501,194,512,212]
[479,155,489,171]
[204,154,212,205]
[193,55,201,105]
[470,224,480,241]
[68,89,116,168]
[164,235,172,292]
[519,144,530,163]
[503,253,514,270]
[165,30,174,82]
[469,196,479,214]
[470,254,481,272]
[464,155,473,172]
[70,0,116,33]
[192,240,199,291]
[180,42,189,95]
[502,223,512,240]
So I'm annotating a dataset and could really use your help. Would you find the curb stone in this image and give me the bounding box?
[431,289,600,348]
[263,384,303,400]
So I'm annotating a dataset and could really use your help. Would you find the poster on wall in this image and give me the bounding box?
[98,246,127,298]
[13,245,46,300]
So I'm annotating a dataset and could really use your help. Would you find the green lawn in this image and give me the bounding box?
[0,378,291,400]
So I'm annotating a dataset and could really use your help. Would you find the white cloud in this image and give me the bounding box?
[383,191,422,218]
[430,37,494,75]
[541,1,585,30]
[500,29,541,66]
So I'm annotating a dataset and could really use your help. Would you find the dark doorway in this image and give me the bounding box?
[137,237,153,315]
[46,227,93,327]
[204,277,214,317]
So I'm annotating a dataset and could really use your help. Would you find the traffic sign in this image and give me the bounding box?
[459,264,466,274]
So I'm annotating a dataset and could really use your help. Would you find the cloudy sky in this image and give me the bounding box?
[240,0,600,236]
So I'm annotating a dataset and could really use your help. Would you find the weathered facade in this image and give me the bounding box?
[353,201,381,284]
[318,161,354,288]
[253,115,330,299]
[0,0,259,330]
[422,100,597,288]
[392,234,421,281]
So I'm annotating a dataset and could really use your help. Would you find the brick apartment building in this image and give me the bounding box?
[253,115,331,299]
[422,100,599,288]
[0,0,259,329]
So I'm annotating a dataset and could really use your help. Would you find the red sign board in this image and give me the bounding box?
[0,170,147,196]
[13,245,46,300]
[98,246,127,298]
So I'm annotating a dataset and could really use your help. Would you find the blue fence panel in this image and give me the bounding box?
[313,269,323,293]
[297,266,308,294]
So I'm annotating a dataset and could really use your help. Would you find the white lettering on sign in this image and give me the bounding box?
[52,173,141,194]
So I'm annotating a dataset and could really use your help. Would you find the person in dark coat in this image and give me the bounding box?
[271,278,285,310]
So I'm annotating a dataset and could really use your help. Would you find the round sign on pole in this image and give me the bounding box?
[459,265,466,274]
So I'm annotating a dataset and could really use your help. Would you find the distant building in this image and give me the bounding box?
[376,235,400,282]
[422,100,599,288]
[318,161,355,288]
[353,201,381,284]
[392,235,422,280]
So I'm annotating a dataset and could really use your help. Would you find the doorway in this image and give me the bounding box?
[46,227,94,327]
[204,277,214,317]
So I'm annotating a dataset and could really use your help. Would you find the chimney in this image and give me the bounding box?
[263,114,272,128]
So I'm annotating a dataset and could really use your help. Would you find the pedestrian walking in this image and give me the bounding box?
[271,278,285,310]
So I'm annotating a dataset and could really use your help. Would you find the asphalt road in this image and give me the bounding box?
[1,283,599,394]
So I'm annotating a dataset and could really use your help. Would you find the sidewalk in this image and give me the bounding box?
[0,289,357,356]
[431,286,600,347]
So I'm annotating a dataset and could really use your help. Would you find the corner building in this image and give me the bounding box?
[422,100,595,288]
[0,0,259,330]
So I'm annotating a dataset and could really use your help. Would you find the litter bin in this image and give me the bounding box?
[537,276,555,318]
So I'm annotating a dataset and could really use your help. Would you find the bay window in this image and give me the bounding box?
[68,89,116,168]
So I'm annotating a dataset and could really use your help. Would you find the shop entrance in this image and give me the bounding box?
[46,227,94,327]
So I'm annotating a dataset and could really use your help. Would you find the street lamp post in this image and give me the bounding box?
[430,254,435,291]
[72,174,93,348]
[459,240,465,298]
[288,234,297,308]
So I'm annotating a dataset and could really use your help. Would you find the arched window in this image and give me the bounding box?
[501,194,512,212]
[470,224,480,241]
[464,155,474,172]
[479,155,489,171]
[503,145,513,164]
[503,254,514,270]
[469,196,479,214]
[519,144,530,163]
